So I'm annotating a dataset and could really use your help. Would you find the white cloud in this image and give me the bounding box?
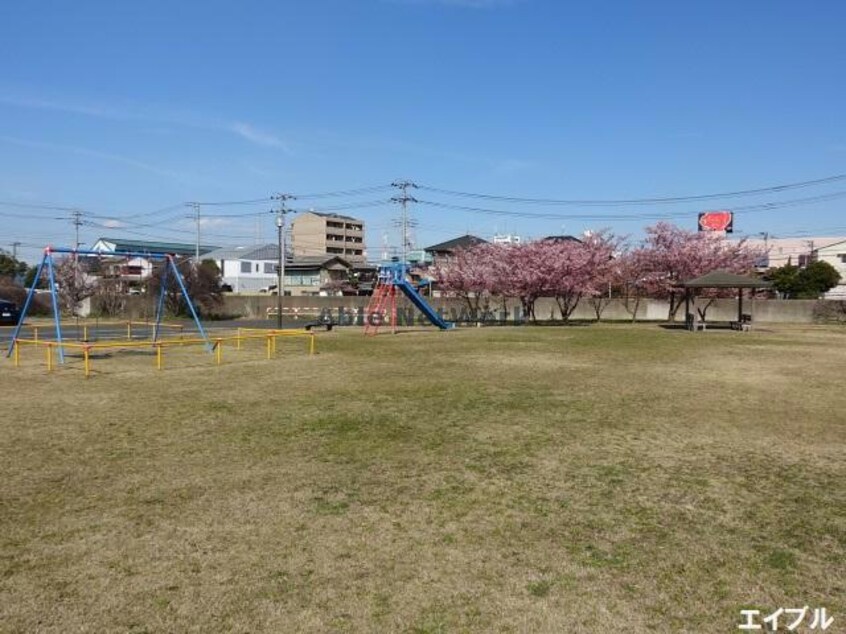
[0,92,292,151]
[199,217,230,228]
[0,95,127,120]
[102,219,125,229]
[230,122,290,151]
[0,135,185,181]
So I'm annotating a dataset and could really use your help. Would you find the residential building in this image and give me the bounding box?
[91,237,218,258]
[291,212,366,262]
[89,237,220,283]
[406,249,432,265]
[542,234,582,244]
[814,239,846,299]
[732,236,846,270]
[204,244,353,295]
[492,233,523,245]
[423,235,488,266]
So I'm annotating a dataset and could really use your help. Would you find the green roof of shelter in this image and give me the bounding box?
[678,270,772,288]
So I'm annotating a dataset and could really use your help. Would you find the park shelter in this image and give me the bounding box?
[677,270,772,329]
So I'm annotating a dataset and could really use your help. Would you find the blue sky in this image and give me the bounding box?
[1,0,845,261]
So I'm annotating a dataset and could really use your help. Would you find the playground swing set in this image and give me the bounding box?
[5,247,316,378]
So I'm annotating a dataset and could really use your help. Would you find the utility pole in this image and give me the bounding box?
[271,193,296,328]
[187,202,202,262]
[11,241,21,260]
[391,180,418,263]
[70,209,83,251]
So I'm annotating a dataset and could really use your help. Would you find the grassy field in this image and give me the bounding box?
[1,324,844,633]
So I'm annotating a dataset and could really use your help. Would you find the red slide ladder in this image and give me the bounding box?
[364,281,397,336]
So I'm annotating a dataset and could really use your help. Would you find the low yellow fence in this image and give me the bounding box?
[0,320,186,343]
[9,329,316,378]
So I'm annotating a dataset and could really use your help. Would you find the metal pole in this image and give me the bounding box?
[46,252,65,363]
[271,193,296,328]
[71,210,83,251]
[168,256,212,352]
[153,261,170,343]
[276,212,284,329]
[6,251,46,357]
[187,202,201,262]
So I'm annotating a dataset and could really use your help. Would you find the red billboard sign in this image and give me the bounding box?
[698,211,733,233]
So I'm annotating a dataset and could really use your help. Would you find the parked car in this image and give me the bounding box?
[0,299,20,325]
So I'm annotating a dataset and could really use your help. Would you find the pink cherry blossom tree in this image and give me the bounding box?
[434,244,498,319]
[615,251,647,323]
[632,222,764,321]
[436,231,626,324]
[54,256,97,317]
[543,230,620,322]
[586,234,629,322]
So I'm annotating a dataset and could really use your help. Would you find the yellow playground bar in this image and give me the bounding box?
[8,327,317,379]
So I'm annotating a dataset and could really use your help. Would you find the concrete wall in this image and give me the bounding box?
[119,294,822,324]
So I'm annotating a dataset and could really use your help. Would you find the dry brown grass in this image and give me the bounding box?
[1,324,844,632]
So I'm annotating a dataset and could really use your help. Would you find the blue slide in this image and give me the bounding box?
[396,281,454,330]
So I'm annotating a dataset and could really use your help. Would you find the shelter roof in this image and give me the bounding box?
[678,270,772,288]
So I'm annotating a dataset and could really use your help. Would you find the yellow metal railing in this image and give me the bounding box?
[9,329,316,379]
[1,320,186,343]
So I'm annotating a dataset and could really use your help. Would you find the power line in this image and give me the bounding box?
[82,219,256,243]
[188,199,393,219]
[415,189,846,222]
[296,199,394,212]
[417,172,846,207]
[120,203,187,221]
[294,184,393,199]
[0,200,83,213]
[191,197,273,207]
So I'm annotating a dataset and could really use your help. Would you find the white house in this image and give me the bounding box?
[732,236,846,270]
[89,237,219,283]
[815,239,846,299]
[204,245,353,295]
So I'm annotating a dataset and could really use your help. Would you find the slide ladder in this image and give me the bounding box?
[364,280,396,336]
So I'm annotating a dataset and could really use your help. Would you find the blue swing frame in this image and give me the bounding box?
[5,247,212,362]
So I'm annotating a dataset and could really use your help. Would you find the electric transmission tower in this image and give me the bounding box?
[391,180,418,263]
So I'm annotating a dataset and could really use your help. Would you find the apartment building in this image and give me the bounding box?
[734,236,846,269]
[291,212,366,262]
